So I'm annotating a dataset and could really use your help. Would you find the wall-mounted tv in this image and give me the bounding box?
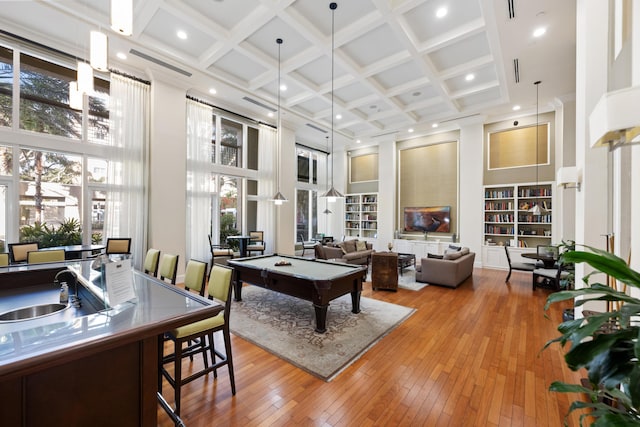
[403,206,451,233]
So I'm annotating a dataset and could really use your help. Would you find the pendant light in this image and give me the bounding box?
[271,38,288,205]
[76,61,94,94]
[90,30,108,72]
[528,80,547,216]
[111,0,133,36]
[323,136,333,214]
[68,81,83,110]
[321,2,344,202]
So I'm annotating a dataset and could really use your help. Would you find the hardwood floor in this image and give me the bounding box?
[158,267,585,426]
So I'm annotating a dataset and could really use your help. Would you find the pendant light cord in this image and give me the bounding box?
[535,80,541,197]
[330,2,337,190]
[276,38,282,194]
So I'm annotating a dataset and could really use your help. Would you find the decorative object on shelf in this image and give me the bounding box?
[321,2,344,203]
[556,166,582,191]
[528,80,547,216]
[271,38,288,205]
[387,242,393,251]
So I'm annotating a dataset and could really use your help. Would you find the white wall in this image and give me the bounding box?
[148,78,188,277]
[458,121,484,263]
[375,138,396,252]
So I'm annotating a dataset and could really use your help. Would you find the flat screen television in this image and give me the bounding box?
[403,206,451,233]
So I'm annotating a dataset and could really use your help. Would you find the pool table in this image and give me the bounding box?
[227,254,367,333]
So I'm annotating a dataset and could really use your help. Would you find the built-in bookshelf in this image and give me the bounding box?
[344,193,378,239]
[483,182,553,248]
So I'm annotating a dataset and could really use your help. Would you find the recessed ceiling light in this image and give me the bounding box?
[465,73,475,81]
[177,30,188,40]
[512,105,521,111]
[436,7,447,18]
[408,128,414,133]
[432,123,438,128]
[356,139,361,144]
[280,84,287,91]
[336,114,342,120]
[533,27,547,37]
[209,88,217,95]
[116,52,127,60]
[268,112,274,117]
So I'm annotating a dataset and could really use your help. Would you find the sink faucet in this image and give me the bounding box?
[55,269,81,308]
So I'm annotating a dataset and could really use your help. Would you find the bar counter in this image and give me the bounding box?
[0,260,221,426]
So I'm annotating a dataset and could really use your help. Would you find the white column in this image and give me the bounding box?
[458,119,484,263]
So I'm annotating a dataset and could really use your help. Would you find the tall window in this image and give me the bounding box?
[296,146,323,241]
[0,45,111,245]
[0,45,12,127]
[220,118,242,167]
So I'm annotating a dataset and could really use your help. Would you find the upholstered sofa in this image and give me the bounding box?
[315,239,373,265]
[415,247,475,288]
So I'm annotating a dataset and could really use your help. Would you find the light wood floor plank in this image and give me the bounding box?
[159,268,584,426]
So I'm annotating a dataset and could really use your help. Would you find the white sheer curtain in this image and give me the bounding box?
[186,99,213,263]
[104,73,149,269]
[257,125,276,253]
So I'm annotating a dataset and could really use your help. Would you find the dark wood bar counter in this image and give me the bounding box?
[0,260,221,426]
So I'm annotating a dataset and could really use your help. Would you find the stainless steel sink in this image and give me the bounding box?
[0,303,69,322]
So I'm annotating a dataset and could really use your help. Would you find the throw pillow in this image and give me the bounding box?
[338,243,348,255]
[356,240,367,251]
[443,251,463,260]
[343,240,357,253]
[448,245,462,251]
[427,253,444,259]
[460,247,470,256]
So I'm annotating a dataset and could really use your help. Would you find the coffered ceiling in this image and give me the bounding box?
[0,0,576,149]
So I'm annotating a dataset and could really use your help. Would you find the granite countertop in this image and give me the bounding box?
[0,260,221,375]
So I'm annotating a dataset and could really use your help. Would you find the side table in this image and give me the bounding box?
[372,252,399,291]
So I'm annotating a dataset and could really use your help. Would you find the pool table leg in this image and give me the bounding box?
[313,304,328,333]
[351,291,361,314]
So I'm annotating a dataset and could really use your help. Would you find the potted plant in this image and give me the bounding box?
[544,245,640,425]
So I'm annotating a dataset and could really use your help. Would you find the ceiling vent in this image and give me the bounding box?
[306,123,328,133]
[513,58,520,83]
[507,0,515,19]
[129,49,192,77]
[242,96,276,112]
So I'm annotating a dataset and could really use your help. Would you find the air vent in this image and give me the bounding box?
[507,0,515,19]
[242,96,276,112]
[513,58,520,83]
[439,113,481,124]
[306,123,328,133]
[129,49,192,77]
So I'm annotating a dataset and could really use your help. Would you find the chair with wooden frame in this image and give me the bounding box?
[105,238,132,256]
[160,263,236,416]
[246,231,265,256]
[208,234,233,267]
[158,253,179,285]
[298,233,316,257]
[143,248,161,277]
[0,253,10,267]
[504,246,536,283]
[8,242,39,264]
[27,249,66,264]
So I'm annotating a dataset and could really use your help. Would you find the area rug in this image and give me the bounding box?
[229,286,415,381]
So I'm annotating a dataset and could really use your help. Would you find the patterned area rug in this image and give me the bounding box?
[229,286,415,381]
